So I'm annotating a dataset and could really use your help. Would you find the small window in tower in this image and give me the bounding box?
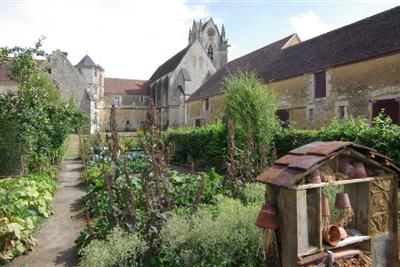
[47,68,52,74]
[207,45,214,61]
[204,98,210,111]
[139,96,144,104]
[308,108,314,122]
[94,69,97,77]
[337,105,346,119]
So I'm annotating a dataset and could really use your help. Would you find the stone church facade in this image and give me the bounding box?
[149,18,229,128]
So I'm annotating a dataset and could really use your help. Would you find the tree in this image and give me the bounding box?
[0,40,88,175]
[224,71,279,178]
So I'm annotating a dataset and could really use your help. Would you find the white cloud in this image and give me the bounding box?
[289,10,331,41]
[0,0,210,79]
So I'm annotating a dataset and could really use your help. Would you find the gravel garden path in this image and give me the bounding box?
[7,159,84,267]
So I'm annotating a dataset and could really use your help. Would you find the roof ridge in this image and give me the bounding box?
[286,6,400,51]
[105,77,149,82]
[149,42,193,81]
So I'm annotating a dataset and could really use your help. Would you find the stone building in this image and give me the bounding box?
[187,6,400,129]
[150,18,229,128]
[0,51,105,133]
[97,78,150,131]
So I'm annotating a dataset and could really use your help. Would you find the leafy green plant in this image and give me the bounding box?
[159,195,265,267]
[224,71,279,172]
[0,40,89,176]
[0,173,57,262]
[80,227,147,267]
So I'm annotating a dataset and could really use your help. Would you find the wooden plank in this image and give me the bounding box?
[306,188,322,251]
[324,235,371,249]
[293,176,383,190]
[278,188,298,267]
[297,189,309,254]
[390,177,400,266]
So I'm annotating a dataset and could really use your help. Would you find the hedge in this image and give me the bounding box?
[163,123,227,169]
[164,116,400,169]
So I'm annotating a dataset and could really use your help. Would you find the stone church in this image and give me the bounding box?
[149,18,229,128]
[0,18,227,132]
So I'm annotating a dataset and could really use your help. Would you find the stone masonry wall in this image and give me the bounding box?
[186,52,400,129]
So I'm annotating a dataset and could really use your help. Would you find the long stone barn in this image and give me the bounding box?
[186,6,400,129]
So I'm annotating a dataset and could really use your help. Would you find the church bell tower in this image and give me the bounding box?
[188,18,229,70]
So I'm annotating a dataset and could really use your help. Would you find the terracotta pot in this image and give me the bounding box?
[323,225,341,246]
[338,227,348,240]
[339,159,354,177]
[335,192,352,209]
[312,170,321,183]
[352,162,367,178]
[321,195,330,216]
[255,205,278,230]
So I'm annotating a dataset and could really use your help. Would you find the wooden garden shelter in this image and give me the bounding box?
[256,141,400,266]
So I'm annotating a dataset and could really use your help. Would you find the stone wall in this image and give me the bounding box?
[151,40,216,128]
[0,81,18,94]
[44,51,88,111]
[186,52,400,129]
[98,94,150,131]
[186,94,225,126]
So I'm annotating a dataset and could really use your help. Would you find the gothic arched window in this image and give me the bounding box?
[207,45,214,61]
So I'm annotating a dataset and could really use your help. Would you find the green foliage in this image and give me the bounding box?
[80,227,147,267]
[159,195,265,267]
[76,148,228,259]
[274,129,320,157]
[224,72,279,158]
[0,41,89,175]
[123,137,141,150]
[163,123,226,169]
[169,168,224,209]
[0,173,57,262]
[275,115,400,166]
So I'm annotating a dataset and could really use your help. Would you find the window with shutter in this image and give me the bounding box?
[372,99,399,124]
[314,72,326,99]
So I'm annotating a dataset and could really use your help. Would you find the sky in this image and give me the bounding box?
[0,0,399,79]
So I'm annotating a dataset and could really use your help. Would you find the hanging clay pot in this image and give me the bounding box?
[338,227,348,240]
[322,225,341,246]
[321,195,330,216]
[352,162,367,178]
[312,170,321,183]
[339,159,354,177]
[256,205,278,230]
[307,170,321,184]
[335,192,351,209]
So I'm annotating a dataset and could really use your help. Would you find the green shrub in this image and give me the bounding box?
[275,116,400,166]
[123,137,141,150]
[274,129,319,157]
[224,72,279,158]
[159,196,265,267]
[164,123,226,169]
[80,227,147,267]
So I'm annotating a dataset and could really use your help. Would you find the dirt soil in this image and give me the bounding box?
[7,159,84,267]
